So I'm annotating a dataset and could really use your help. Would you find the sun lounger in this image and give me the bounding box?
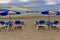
[46,21,53,29]
[35,20,48,30]
[5,21,13,29]
[52,20,59,29]
[14,20,24,29]
[0,20,7,29]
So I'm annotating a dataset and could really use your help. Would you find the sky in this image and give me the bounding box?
[0,0,60,11]
[0,0,60,5]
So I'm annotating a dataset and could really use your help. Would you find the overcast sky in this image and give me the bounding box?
[0,0,60,5]
[0,0,60,11]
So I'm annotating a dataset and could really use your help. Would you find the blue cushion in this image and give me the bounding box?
[21,21,24,25]
[15,20,21,24]
[39,20,45,24]
[0,20,5,25]
[35,21,39,25]
[5,21,13,25]
[46,21,53,25]
[54,20,59,25]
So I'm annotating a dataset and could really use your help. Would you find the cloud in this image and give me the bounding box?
[44,0,56,5]
[0,0,29,4]
[0,0,60,5]
[44,0,60,5]
[0,0,11,4]
[23,4,35,7]
[20,0,29,2]
[53,0,60,4]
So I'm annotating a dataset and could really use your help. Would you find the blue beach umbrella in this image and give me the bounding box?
[41,10,52,27]
[0,10,21,16]
[8,10,21,21]
[41,10,50,21]
[54,11,60,16]
[11,10,21,14]
[41,10,49,15]
[0,10,9,16]
[8,10,21,27]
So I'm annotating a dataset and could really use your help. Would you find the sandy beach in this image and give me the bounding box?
[0,16,60,40]
[0,0,60,40]
[0,27,60,40]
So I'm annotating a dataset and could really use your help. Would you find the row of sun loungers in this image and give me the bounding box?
[0,20,60,30]
[35,20,59,30]
[0,20,25,30]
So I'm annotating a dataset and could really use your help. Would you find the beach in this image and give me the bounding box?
[0,27,60,40]
[0,16,60,40]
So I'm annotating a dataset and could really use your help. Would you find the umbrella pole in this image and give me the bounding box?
[49,12,50,22]
[49,12,51,29]
[8,13,11,29]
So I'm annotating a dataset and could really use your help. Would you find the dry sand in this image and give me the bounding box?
[0,16,60,40]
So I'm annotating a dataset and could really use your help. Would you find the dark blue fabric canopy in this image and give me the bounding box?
[0,10,21,16]
[54,11,60,15]
[12,10,21,14]
[0,10,9,16]
[41,10,49,15]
